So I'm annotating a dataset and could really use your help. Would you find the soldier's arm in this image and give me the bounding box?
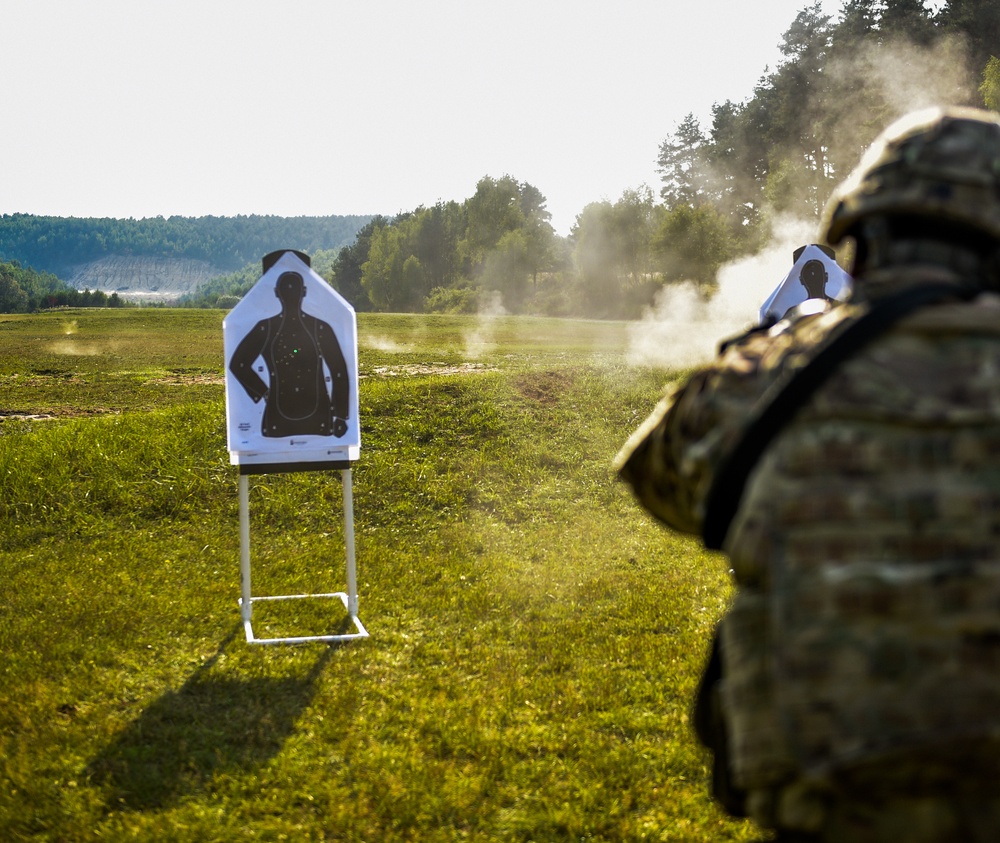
[615,374,714,535]
[615,334,775,537]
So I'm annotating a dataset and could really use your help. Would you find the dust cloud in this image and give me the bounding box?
[363,335,404,352]
[626,217,818,369]
[464,291,507,358]
[48,340,102,356]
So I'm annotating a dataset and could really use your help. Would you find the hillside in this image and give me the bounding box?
[67,255,222,302]
[0,213,374,302]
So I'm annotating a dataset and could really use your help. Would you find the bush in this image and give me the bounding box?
[424,286,480,314]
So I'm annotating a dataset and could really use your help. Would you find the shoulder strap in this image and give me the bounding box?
[702,282,973,550]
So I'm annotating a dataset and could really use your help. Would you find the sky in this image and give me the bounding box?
[3,0,845,236]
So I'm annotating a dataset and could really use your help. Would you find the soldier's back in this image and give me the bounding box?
[723,285,1000,839]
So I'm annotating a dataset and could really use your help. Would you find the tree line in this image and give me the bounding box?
[0,261,128,312]
[187,178,735,319]
[0,213,373,278]
[286,0,995,320]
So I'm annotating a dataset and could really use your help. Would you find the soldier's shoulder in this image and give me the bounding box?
[711,304,855,387]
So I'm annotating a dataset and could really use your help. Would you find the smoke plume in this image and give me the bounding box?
[464,291,507,358]
[822,34,976,177]
[626,217,818,369]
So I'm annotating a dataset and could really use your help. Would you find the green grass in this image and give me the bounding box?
[0,309,767,841]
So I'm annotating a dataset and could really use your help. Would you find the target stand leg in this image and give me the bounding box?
[238,470,368,645]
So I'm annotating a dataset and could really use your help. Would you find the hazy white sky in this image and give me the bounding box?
[3,0,843,235]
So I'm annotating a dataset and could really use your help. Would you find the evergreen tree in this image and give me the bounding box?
[657,113,710,207]
[880,0,936,45]
[937,0,1000,75]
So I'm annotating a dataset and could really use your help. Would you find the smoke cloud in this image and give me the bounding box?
[626,217,818,369]
[464,291,507,358]
[823,34,976,177]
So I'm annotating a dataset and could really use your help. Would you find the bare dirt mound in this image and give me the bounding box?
[68,255,224,303]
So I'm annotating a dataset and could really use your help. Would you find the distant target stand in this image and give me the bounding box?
[223,249,368,644]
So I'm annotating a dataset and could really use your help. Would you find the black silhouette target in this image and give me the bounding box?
[229,271,349,438]
[224,252,359,467]
[758,244,853,325]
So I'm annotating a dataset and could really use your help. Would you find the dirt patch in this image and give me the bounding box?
[0,365,491,421]
[0,411,60,421]
[364,362,494,378]
[513,370,574,405]
[148,365,493,382]
[146,374,226,386]
[0,408,120,422]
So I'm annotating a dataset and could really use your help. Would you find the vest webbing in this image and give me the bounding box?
[702,281,976,550]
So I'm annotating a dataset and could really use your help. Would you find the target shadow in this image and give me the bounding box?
[86,624,346,813]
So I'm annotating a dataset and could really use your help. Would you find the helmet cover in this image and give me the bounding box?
[822,106,1000,245]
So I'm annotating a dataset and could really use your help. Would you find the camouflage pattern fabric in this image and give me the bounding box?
[616,266,1000,839]
[768,756,1000,841]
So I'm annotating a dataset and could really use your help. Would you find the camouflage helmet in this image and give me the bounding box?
[822,106,1000,246]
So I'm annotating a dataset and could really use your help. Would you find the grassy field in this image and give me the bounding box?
[0,309,767,842]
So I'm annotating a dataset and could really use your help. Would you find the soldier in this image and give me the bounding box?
[615,107,1000,842]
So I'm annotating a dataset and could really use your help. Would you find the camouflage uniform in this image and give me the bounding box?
[617,108,1000,841]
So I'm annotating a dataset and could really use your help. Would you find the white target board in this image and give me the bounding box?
[758,244,853,325]
[223,250,359,471]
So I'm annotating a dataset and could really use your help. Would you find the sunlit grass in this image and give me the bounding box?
[0,309,767,841]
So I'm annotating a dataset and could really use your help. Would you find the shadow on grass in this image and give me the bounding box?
[86,623,350,813]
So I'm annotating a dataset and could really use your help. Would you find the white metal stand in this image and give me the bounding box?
[238,468,369,645]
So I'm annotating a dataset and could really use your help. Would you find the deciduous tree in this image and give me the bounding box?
[981,56,1000,110]
[653,204,732,290]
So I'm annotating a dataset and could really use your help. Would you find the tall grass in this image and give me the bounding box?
[0,309,766,841]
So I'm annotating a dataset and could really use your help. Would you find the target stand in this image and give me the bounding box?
[237,465,369,645]
[224,250,367,646]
